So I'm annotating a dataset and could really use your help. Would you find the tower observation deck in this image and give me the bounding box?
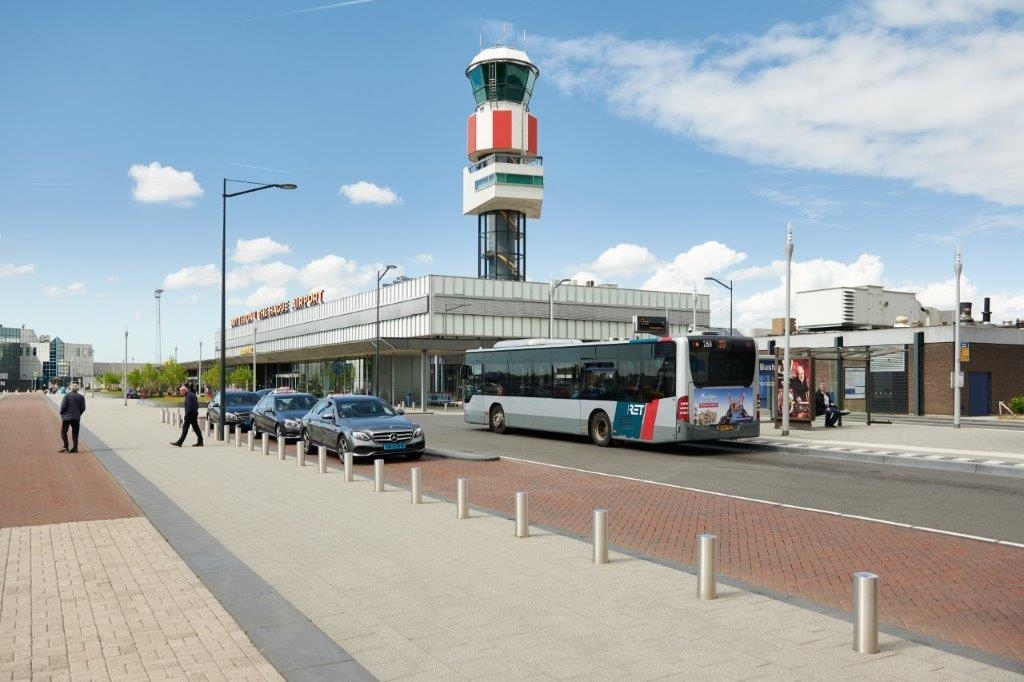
[462,46,542,281]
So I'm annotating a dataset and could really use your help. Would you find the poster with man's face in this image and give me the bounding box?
[775,356,813,422]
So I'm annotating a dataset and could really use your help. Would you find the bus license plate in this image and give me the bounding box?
[383,443,406,451]
[716,424,734,432]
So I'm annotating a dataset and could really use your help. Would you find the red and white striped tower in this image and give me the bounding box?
[462,46,543,281]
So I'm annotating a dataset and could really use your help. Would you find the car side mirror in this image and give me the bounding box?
[210,403,218,409]
[322,413,335,420]
[397,407,405,415]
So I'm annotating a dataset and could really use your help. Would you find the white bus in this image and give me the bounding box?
[464,335,759,446]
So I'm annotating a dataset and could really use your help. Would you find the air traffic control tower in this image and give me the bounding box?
[462,46,542,281]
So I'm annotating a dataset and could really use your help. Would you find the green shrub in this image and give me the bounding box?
[1010,395,1024,415]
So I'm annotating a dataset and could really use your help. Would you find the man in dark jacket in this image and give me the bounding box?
[814,382,841,427]
[59,383,86,452]
[171,384,204,447]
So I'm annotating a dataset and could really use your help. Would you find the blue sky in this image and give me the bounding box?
[2,0,1022,361]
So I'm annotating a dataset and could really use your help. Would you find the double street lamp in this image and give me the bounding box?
[703,276,733,335]
[219,179,297,441]
[549,278,571,339]
[374,264,397,397]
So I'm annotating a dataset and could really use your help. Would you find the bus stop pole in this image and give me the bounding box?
[865,345,872,426]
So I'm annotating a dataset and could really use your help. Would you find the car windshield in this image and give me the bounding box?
[275,395,316,412]
[334,398,397,419]
[225,393,258,407]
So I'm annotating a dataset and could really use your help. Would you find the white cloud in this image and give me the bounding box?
[752,187,844,221]
[104,276,119,284]
[339,181,401,205]
[414,253,434,264]
[300,254,382,300]
[129,162,204,206]
[642,241,749,292]
[537,2,1024,205]
[0,262,35,278]
[590,244,658,278]
[226,261,297,291]
[41,281,87,298]
[162,264,219,290]
[233,236,291,264]
[244,285,288,307]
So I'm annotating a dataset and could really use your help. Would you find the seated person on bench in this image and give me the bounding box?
[814,382,842,427]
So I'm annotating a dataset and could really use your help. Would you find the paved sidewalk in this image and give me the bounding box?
[0,394,282,682]
[76,395,1022,678]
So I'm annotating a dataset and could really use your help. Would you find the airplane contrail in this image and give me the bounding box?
[232,0,377,25]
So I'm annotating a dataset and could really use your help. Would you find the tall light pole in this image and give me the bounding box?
[220,178,297,441]
[374,264,397,397]
[154,288,163,363]
[781,222,794,436]
[549,278,571,339]
[123,327,128,406]
[198,340,203,395]
[953,246,963,428]
[703,276,734,335]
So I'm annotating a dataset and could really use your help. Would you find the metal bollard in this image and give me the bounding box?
[593,508,608,564]
[515,491,529,538]
[853,572,879,654]
[297,443,306,467]
[206,418,212,436]
[261,433,269,456]
[318,445,326,473]
[410,467,421,504]
[278,437,285,461]
[216,423,224,441]
[344,451,353,482]
[227,425,234,443]
[161,409,166,423]
[247,430,255,452]
[457,477,469,519]
[236,428,244,447]
[374,459,384,492]
[698,533,717,600]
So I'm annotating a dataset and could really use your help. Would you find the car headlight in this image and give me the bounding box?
[284,419,300,428]
[413,426,423,437]
[352,431,371,441]
[225,413,238,421]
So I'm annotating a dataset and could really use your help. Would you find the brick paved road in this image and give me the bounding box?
[327,452,1024,665]
[0,394,138,527]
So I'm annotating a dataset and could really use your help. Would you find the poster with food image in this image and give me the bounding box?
[693,387,756,427]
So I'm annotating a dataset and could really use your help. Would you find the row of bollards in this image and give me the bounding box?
[165,404,879,655]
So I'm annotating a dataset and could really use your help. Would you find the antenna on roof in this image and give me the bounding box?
[479,33,483,49]
[501,20,507,46]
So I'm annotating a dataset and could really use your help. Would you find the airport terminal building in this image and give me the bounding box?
[213,275,707,408]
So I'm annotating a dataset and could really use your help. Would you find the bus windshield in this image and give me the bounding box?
[688,338,756,387]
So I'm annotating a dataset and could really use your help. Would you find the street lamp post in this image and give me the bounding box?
[374,265,397,397]
[703,276,734,335]
[123,327,128,406]
[198,340,203,395]
[549,278,571,339]
[154,288,163,363]
[220,178,297,441]
[781,222,794,437]
[252,324,257,391]
[953,246,963,429]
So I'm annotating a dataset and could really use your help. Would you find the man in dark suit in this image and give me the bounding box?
[814,382,841,427]
[59,383,86,452]
[171,384,204,447]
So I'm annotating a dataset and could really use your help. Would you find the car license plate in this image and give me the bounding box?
[716,424,734,432]
[383,443,406,451]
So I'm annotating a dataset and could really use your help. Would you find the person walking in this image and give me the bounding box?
[171,383,204,447]
[59,382,86,453]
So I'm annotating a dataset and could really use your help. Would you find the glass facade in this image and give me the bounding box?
[474,173,543,191]
[478,210,526,281]
[467,61,539,108]
[0,327,20,385]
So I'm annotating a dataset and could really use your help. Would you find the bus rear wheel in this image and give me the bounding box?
[489,405,507,434]
[589,411,613,447]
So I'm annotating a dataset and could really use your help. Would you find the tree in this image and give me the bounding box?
[101,372,121,388]
[126,368,143,389]
[202,367,222,393]
[228,366,253,391]
[160,359,187,393]
[139,364,161,396]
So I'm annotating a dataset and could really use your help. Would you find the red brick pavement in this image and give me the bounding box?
[0,394,139,527]
[320,452,1023,664]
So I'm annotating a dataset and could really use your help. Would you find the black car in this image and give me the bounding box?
[301,395,424,460]
[251,390,317,441]
[206,390,260,431]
